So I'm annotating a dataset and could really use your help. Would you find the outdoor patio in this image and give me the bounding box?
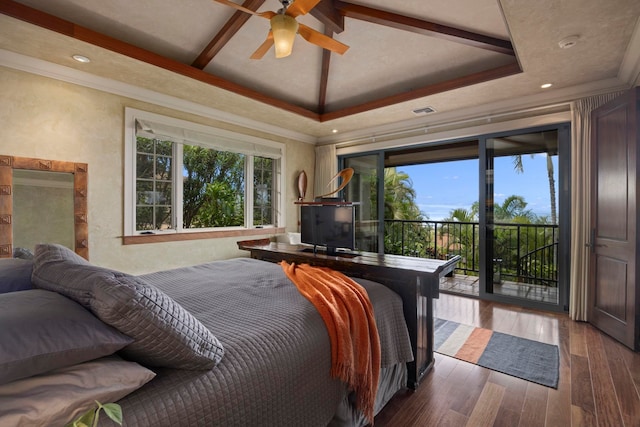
[379,218,560,304]
[440,273,559,304]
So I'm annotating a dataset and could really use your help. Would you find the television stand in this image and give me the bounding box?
[238,241,460,389]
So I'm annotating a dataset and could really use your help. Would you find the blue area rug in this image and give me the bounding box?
[434,318,559,388]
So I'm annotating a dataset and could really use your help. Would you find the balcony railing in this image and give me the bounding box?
[381,219,559,288]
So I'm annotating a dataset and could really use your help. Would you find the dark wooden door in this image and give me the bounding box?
[589,88,639,350]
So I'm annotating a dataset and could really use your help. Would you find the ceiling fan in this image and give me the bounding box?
[214,0,349,59]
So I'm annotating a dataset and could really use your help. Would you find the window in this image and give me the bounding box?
[125,109,284,238]
[135,137,173,231]
[253,157,274,226]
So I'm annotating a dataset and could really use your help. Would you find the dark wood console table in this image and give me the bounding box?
[239,241,460,389]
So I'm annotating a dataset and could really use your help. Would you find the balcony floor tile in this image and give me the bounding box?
[440,274,558,304]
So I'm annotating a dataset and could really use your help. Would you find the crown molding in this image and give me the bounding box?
[0,49,317,145]
[335,111,572,156]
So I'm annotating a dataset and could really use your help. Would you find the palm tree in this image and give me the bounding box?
[445,207,477,222]
[513,153,557,224]
[380,168,428,257]
[495,195,536,222]
[545,154,557,224]
[443,207,479,266]
[382,168,423,220]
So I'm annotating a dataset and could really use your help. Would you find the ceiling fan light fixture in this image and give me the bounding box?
[271,14,298,58]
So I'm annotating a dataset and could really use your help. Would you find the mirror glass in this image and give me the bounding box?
[12,169,75,254]
[0,155,88,259]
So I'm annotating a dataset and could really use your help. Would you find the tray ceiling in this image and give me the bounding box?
[1,0,639,139]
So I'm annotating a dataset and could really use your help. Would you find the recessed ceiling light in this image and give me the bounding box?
[558,35,580,49]
[541,83,553,89]
[72,54,91,63]
[332,129,338,133]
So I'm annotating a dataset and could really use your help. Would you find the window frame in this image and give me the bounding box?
[124,108,286,243]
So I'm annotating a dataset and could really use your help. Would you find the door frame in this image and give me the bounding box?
[478,124,571,312]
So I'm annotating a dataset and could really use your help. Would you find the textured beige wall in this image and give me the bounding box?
[0,66,315,274]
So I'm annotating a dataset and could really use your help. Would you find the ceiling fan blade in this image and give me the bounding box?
[213,0,274,18]
[298,24,349,55]
[250,31,275,59]
[285,0,321,17]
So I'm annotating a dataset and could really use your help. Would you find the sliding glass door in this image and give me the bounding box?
[481,126,570,310]
[343,154,383,253]
[339,124,570,311]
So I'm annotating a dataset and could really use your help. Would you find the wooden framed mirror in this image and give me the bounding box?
[0,155,88,259]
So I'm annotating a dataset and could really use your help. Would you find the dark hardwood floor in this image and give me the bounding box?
[375,293,640,427]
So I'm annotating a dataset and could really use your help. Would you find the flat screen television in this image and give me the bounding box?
[300,205,355,255]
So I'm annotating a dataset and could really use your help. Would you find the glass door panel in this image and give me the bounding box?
[484,130,560,305]
[343,154,381,253]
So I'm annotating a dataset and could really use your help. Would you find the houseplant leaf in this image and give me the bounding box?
[101,403,123,425]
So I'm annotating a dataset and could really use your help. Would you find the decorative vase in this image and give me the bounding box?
[297,170,307,201]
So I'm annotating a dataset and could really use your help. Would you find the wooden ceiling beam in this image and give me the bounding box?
[317,27,334,114]
[334,0,515,56]
[309,0,344,34]
[192,0,266,69]
[319,62,522,122]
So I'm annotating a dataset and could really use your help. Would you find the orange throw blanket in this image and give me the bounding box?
[281,261,381,424]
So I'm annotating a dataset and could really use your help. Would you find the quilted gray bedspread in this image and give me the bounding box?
[115,258,413,427]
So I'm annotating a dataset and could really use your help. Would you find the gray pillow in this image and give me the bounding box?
[0,258,33,293]
[0,289,133,385]
[13,247,34,260]
[32,243,224,370]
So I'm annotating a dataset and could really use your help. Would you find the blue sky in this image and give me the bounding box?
[399,154,559,220]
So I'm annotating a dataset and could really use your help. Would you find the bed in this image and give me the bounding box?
[0,244,413,426]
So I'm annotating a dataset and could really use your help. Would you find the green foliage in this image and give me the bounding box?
[445,207,477,222]
[189,180,244,227]
[380,168,429,256]
[382,168,424,220]
[253,157,274,225]
[66,401,122,427]
[182,145,245,228]
[378,153,559,285]
[384,192,558,286]
[135,138,259,230]
[494,195,536,222]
